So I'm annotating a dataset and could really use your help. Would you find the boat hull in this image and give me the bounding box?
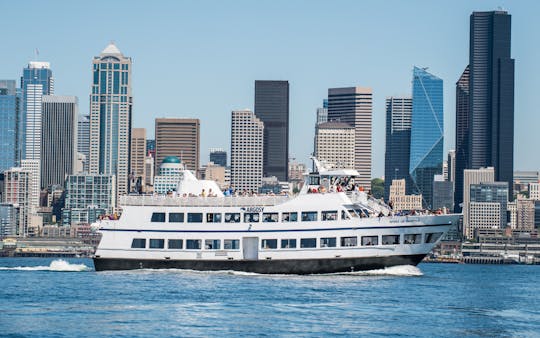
[93,254,426,274]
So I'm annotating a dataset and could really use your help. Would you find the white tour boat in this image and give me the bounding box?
[93,162,459,274]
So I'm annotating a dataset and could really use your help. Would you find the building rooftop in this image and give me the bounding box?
[317,121,354,129]
[101,42,122,55]
[162,156,181,164]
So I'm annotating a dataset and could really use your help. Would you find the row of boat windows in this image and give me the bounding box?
[150,209,366,224]
[130,233,443,250]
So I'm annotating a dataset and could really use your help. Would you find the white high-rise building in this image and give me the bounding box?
[89,43,132,203]
[463,167,495,239]
[230,109,264,192]
[314,121,355,169]
[77,114,90,173]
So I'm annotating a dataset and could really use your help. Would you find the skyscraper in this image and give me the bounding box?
[463,167,495,239]
[77,114,90,173]
[230,109,264,192]
[314,121,355,170]
[447,150,456,183]
[130,128,146,192]
[384,97,412,202]
[467,11,514,204]
[154,118,200,174]
[2,167,31,236]
[409,67,443,209]
[89,43,132,201]
[41,96,78,189]
[0,80,20,173]
[454,66,470,212]
[254,80,289,181]
[327,87,372,189]
[209,148,227,167]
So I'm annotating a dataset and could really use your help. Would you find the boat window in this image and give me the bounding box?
[281,239,297,249]
[131,238,146,248]
[224,213,241,223]
[320,237,337,247]
[224,239,240,250]
[169,213,184,223]
[206,213,222,223]
[341,210,350,220]
[244,212,260,223]
[404,234,422,244]
[186,239,202,249]
[301,211,317,222]
[151,212,165,222]
[425,232,443,244]
[382,235,400,245]
[149,239,165,249]
[205,239,221,250]
[168,239,183,249]
[322,211,338,221]
[282,212,298,222]
[187,213,203,223]
[262,213,278,222]
[300,238,317,248]
[340,236,357,247]
[347,209,359,218]
[361,236,378,246]
[261,239,278,249]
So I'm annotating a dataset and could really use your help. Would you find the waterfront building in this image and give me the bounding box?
[230,109,264,192]
[454,66,470,212]
[77,114,90,173]
[388,179,422,211]
[144,155,154,188]
[155,118,200,175]
[535,201,540,229]
[0,203,18,237]
[153,156,184,194]
[89,43,132,202]
[514,171,540,195]
[209,148,227,167]
[41,96,78,189]
[409,67,443,209]
[254,80,289,181]
[2,167,31,236]
[469,182,508,231]
[447,150,456,183]
[384,96,413,201]
[0,80,20,173]
[314,121,355,170]
[433,174,454,211]
[63,174,116,225]
[20,159,39,210]
[328,87,372,190]
[130,128,146,193]
[516,199,535,231]
[463,167,495,239]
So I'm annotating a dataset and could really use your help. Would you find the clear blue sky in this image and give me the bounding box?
[1,0,538,177]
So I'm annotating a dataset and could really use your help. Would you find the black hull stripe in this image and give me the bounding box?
[93,254,427,274]
[99,223,450,234]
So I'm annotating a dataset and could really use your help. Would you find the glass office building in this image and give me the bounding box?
[0,80,20,173]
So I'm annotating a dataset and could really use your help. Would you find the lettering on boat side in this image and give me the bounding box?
[241,207,265,213]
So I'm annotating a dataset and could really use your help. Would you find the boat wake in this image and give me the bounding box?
[0,259,91,272]
[336,265,423,277]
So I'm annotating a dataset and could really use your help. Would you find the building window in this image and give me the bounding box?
[224,239,240,250]
[244,213,260,223]
[361,236,378,246]
[320,237,337,247]
[261,239,278,249]
[301,212,317,222]
[151,212,165,222]
[281,239,297,249]
[206,213,222,223]
[187,213,203,223]
[169,213,184,223]
[340,236,357,247]
[205,239,221,250]
[186,239,202,249]
[425,232,443,244]
[168,239,183,249]
[300,238,317,248]
[404,234,422,244]
[225,213,241,223]
[382,235,400,245]
[322,211,338,221]
[149,239,165,249]
[131,238,146,248]
[262,213,278,222]
[282,212,298,222]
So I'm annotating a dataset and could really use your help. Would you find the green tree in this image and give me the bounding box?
[371,178,384,199]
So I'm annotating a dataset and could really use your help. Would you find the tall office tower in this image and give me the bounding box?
[209,148,227,167]
[2,167,31,236]
[21,159,40,210]
[384,97,413,202]
[469,182,508,234]
[0,80,20,173]
[469,11,515,197]
[230,109,264,192]
[77,114,90,173]
[454,66,470,212]
[154,118,200,174]
[447,150,456,183]
[316,107,328,125]
[89,43,132,201]
[314,122,355,169]
[409,67,443,209]
[41,96,78,189]
[432,174,454,211]
[328,87,372,189]
[130,128,146,192]
[254,80,289,181]
[63,174,115,225]
[463,167,495,239]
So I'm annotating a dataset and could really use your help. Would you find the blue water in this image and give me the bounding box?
[0,258,539,337]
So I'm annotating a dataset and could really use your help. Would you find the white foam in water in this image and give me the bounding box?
[0,259,90,272]
[347,265,423,277]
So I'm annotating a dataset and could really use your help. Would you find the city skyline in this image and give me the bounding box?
[0,1,537,177]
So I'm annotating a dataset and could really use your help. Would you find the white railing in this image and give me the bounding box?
[120,195,291,207]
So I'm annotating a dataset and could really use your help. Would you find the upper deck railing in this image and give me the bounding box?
[120,195,291,208]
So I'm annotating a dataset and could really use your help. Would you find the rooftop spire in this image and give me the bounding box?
[101,41,122,55]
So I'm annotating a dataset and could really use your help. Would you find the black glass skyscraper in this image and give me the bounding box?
[455,11,514,211]
[454,66,470,212]
[254,80,289,181]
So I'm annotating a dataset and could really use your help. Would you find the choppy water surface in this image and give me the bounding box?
[0,258,539,337]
